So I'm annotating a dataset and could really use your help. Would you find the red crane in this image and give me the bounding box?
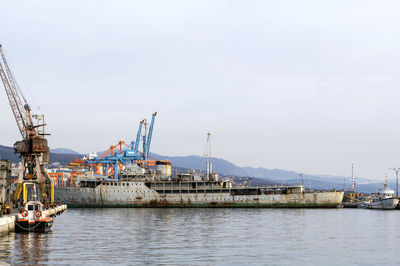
[0,44,53,207]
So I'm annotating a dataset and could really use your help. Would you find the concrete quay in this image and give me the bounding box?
[0,214,17,235]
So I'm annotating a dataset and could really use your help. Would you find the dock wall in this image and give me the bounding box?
[0,214,16,235]
[43,204,67,217]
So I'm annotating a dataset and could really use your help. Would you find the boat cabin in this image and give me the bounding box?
[21,201,45,222]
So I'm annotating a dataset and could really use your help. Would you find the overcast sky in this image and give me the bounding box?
[1,1,400,181]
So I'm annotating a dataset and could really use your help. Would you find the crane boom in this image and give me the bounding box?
[0,45,27,139]
[146,112,157,159]
[134,120,144,153]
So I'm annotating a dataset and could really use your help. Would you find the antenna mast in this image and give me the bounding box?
[351,163,355,192]
[200,132,213,181]
[390,167,400,197]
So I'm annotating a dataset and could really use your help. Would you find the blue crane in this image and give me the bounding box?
[146,112,157,160]
[86,113,157,180]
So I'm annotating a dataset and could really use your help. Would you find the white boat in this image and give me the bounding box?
[15,201,54,232]
[363,178,399,210]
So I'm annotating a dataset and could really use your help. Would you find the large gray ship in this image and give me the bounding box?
[54,162,344,208]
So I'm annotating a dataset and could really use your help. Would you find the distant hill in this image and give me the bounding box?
[0,145,80,166]
[0,145,19,162]
[150,153,380,192]
[51,148,81,155]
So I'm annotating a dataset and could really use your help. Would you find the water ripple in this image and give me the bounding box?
[0,208,399,265]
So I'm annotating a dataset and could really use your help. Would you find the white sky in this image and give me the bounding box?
[1,1,400,180]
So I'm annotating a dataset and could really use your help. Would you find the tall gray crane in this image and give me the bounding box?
[0,44,53,207]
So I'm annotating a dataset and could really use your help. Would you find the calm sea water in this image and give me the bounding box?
[0,208,399,265]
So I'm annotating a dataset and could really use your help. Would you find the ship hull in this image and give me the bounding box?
[15,219,54,233]
[64,202,341,208]
[364,198,399,210]
[55,182,344,208]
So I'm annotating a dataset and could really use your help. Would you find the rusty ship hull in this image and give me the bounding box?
[54,181,344,208]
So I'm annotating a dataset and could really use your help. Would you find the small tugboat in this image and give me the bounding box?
[362,177,399,210]
[15,201,54,233]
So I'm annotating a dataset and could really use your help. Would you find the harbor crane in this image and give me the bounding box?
[85,112,157,180]
[0,44,54,208]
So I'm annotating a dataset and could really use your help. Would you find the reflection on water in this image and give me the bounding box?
[0,233,13,264]
[17,233,51,264]
[0,232,52,265]
[0,208,400,265]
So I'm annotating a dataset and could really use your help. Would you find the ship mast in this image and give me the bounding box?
[200,132,213,181]
[351,163,355,192]
[389,167,400,196]
[206,132,212,181]
[384,174,389,191]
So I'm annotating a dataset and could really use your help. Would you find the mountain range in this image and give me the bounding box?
[0,145,79,166]
[51,148,81,155]
[151,153,387,192]
[0,144,390,193]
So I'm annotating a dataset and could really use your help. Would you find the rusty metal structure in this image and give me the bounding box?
[0,44,53,207]
[0,160,12,215]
